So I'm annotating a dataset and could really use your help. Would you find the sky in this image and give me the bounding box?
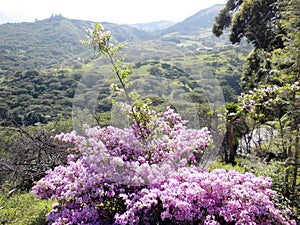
[1,0,227,24]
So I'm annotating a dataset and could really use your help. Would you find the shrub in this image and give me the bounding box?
[32,107,295,224]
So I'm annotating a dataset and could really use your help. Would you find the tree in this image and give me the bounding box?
[270,0,300,199]
[213,0,285,90]
[214,0,299,160]
[217,0,300,218]
[220,102,248,165]
[213,0,283,51]
[0,119,72,190]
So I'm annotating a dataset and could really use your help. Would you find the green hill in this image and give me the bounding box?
[0,14,151,71]
[0,5,252,126]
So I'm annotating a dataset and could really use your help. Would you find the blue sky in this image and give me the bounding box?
[1,0,226,24]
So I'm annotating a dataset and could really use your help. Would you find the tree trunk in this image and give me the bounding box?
[291,127,299,195]
[229,123,236,165]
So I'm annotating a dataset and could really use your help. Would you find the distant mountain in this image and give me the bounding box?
[159,4,224,35]
[129,20,176,32]
[0,4,225,71]
[0,15,151,70]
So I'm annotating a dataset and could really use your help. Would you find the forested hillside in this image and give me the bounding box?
[0,5,250,126]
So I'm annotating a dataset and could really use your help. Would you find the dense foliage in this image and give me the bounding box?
[0,70,81,125]
[213,0,300,220]
[213,0,283,51]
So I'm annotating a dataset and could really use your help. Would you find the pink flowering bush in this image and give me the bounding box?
[32,23,296,225]
[32,106,295,225]
[115,168,295,225]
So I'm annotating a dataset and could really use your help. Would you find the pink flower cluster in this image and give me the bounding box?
[32,107,296,224]
[115,168,295,225]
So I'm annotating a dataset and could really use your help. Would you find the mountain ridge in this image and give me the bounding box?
[0,14,152,71]
[159,4,224,35]
[0,4,225,71]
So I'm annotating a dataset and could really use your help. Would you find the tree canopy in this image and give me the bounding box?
[214,0,300,215]
[213,0,283,51]
[213,0,299,90]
